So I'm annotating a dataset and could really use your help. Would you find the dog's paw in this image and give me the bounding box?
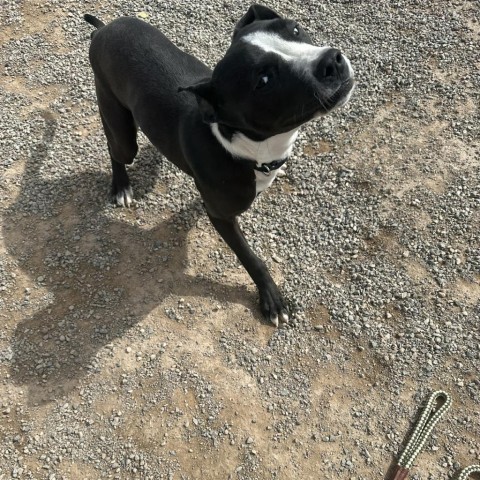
[259,286,289,327]
[114,186,134,208]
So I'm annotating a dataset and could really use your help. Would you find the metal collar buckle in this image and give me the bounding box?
[253,158,287,175]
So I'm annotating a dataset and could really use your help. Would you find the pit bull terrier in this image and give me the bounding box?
[84,4,355,326]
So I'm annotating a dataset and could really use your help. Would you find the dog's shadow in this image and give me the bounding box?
[4,110,257,405]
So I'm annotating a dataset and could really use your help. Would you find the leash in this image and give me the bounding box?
[393,390,452,478]
[457,465,480,480]
[390,391,480,480]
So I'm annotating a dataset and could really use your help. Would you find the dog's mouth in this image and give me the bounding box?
[313,77,356,116]
[280,77,355,131]
[325,77,356,110]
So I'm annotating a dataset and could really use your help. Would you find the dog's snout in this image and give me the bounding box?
[315,48,348,81]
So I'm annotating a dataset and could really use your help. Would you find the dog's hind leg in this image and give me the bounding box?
[95,80,138,207]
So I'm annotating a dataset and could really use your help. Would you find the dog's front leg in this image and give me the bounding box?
[208,214,289,327]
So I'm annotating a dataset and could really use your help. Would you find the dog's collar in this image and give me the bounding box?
[211,123,292,175]
[252,158,287,174]
[231,155,288,175]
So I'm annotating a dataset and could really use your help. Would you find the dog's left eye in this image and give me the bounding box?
[293,25,300,36]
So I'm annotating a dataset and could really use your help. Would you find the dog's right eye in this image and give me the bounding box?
[255,74,271,90]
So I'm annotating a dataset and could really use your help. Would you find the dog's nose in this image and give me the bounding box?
[315,48,348,81]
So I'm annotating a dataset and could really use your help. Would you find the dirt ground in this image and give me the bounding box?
[1,1,479,479]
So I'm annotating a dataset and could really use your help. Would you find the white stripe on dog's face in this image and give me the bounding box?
[242,31,354,78]
[243,31,330,76]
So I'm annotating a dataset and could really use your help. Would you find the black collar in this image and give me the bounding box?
[233,156,288,174]
[252,158,288,174]
[215,123,288,174]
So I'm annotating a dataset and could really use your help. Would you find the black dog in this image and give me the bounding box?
[84,4,354,326]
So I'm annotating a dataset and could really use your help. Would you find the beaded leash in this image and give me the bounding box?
[390,391,480,480]
[457,465,480,480]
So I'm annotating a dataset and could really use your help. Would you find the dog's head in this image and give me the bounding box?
[182,4,355,139]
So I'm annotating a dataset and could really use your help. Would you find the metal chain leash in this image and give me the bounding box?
[457,465,480,480]
[390,391,479,480]
[398,390,452,469]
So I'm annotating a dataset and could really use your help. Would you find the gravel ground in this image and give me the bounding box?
[1,0,479,479]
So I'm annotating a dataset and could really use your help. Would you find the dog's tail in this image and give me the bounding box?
[84,14,105,34]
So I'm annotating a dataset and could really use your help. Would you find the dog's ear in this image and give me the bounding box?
[234,4,281,36]
[178,80,217,124]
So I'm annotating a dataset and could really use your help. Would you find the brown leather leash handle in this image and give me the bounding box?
[389,465,410,480]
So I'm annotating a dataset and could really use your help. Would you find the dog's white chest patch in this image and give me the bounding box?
[211,123,298,195]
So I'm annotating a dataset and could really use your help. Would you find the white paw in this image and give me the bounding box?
[270,312,289,327]
[115,187,134,208]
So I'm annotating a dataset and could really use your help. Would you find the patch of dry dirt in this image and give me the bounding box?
[1,1,479,479]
